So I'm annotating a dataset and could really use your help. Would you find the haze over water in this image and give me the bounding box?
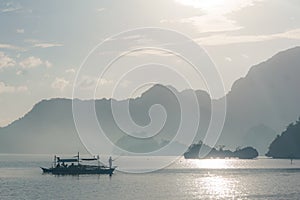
[1,1,300,199]
[1,155,300,200]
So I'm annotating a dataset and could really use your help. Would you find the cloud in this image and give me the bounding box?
[164,0,264,33]
[108,34,155,45]
[0,82,28,94]
[25,39,63,48]
[0,82,14,94]
[225,57,232,62]
[65,68,76,74]
[16,70,24,75]
[0,2,22,13]
[34,43,63,48]
[24,39,40,43]
[99,78,113,85]
[51,77,69,91]
[16,29,24,34]
[77,76,113,90]
[96,8,105,12]
[178,15,242,33]
[19,56,53,69]
[77,76,96,90]
[281,29,300,40]
[0,52,16,69]
[196,28,300,46]
[45,60,52,68]
[0,43,24,51]
[175,0,263,14]
[16,85,28,92]
[19,56,43,69]
[120,80,131,88]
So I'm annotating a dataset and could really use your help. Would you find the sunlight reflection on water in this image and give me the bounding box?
[200,175,239,199]
[178,157,300,170]
[1,155,300,199]
[192,159,229,169]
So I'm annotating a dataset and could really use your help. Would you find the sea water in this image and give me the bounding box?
[0,154,300,200]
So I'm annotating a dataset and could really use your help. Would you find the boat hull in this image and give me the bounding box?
[41,166,115,175]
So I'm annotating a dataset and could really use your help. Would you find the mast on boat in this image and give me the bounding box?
[77,152,80,165]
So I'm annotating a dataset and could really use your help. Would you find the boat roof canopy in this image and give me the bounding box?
[81,158,98,161]
[57,158,78,163]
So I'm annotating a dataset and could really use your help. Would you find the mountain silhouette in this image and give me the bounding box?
[266,118,300,159]
[216,46,300,153]
[0,47,300,154]
[0,85,211,154]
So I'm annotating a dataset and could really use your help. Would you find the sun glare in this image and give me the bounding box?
[193,159,229,169]
[176,0,255,15]
[176,0,227,12]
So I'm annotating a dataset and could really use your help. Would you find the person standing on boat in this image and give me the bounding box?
[109,156,113,168]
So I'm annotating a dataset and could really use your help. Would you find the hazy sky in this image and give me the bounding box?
[0,0,300,126]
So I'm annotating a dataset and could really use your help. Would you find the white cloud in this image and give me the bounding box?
[77,76,113,90]
[16,70,24,75]
[19,56,43,69]
[166,0,264,33]
[0,2,22,13]
[0,82,14,94]
[77,76,96,90]
[0,82,28,94]
[51,77,69,91]
[65,68,76,74]
[0,43,24,51]
[25,39,63,48]
[175,0,263,14]
[179,15,242,33]
[19,56,53,69]
[196,28,300,46]
[108,34,155,45]
[24,39,39,43]
[99,78,113,85]
[281,29,300,40]
[16,29,24,33]
[120,80,131,88]
[16,85,28,92]
[45,60,52,68]
[96,8,105,12]
[0,52,16,69]
[34,43,63,48]
[225,57,232,62]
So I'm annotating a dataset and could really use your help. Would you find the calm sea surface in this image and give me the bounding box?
[1,154,300,200]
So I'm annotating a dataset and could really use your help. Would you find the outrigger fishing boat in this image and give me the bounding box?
[41,152,116,176]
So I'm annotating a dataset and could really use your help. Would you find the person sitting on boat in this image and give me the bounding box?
[56,163,61,168]
[62,162,67,168]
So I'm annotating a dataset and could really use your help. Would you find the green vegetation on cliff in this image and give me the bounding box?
[266,118,300,158]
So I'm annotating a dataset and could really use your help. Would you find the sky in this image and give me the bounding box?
[0,0,300,127]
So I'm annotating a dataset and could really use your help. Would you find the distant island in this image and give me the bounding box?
[266,118,300,159]
[184,141,258,159]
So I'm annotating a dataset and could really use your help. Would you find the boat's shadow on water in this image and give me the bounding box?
[41,171,116,182]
